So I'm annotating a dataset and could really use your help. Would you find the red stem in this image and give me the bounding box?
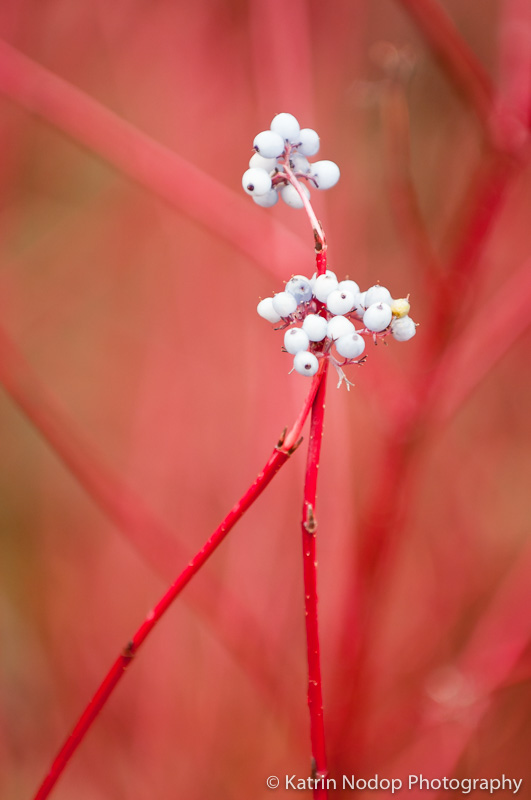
[32,364,326,800]
[301,363,329,798]
[426,256,531,424]
[0,323,290,709]
[492,0,531,149]
[396,0,494,132]
[382,75,443,279]
[0,39,307,282]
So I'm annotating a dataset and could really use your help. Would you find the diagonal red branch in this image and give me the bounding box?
[0,322,292,707]
[31,361,327,800]
[0,38,306,282]
[426,256,531,423]
[384,537,531,791]
[396,0,494,132]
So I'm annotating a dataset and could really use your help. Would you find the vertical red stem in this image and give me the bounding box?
[31,370,325,800]
[301,362,329,798]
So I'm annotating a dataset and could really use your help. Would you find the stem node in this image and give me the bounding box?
[288,436,304,456]
[304,504,318,534]
[277,426,288,447]
[122,641,136,660]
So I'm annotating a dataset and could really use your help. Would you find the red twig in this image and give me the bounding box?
[331,151,527,764]
[426,256,531,423]
[381,73,443,280]
[282,155,327,248]
[396,0,494,132]
[301,362,329,798]
[0,323,291,708]
[0,39,306,282]
[421,151,518,362]
[384,537,531,792]
[32,363,326,800]
[492,0,531,150]
[248,0,315,121]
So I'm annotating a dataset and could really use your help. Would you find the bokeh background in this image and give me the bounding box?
[0,1,530,798]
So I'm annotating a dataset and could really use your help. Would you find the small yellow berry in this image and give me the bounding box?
[391,297,411,318]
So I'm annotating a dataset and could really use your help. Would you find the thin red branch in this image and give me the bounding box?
[492,0,531,150]
[381,75,443,279]
[32,363,326,800]
[384,537,531,791]
[249,0,315,120]
[331,151,528,764]
[427,256,531,423]
[0,39,306,281]
[301,363,329,799]
[420,151,518,361]
[0,322,291,708]
[282,155,327,249]
[396,0,494,132]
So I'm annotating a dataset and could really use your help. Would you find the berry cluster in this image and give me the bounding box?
[257,272,417,388]
[242,113,340,209]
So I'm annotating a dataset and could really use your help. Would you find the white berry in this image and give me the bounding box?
[326,289,355,315]
[310,269,337,286]
[293,350,319,377]
[272,291,298,317]
[297,128,320,156]
[253,189,279,207]
[280,182,310,209]
[253,130,285,159]
[290,153,311,173]
[391,315,417,341]
[302,314,328,342]
[327,315,355,340]
[242,168,272,196]
[257,297,282,323]
[351,291,366,317]
[364,284,392,307]
[284,327,310,354]
[311,160,340,189]
[270,112,300,143]
[313,273,339,302]
[249,152,279,172]
[363,302,393,332]
[338,279,360,295]
[285,275,313,303]
[335,333,366,359]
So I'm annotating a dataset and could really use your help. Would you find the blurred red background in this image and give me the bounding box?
[0,1,530,798]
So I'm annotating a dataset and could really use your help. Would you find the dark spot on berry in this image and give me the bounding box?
[304,364,311,370]
[247,184,254,191]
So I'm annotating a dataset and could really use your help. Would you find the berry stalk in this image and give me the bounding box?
[282,154,327,253]
[31,365,326,800]
[301,360,329,798]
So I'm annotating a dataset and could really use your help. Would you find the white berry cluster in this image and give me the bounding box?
[257,272,417,388]
[242,113,340,209]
